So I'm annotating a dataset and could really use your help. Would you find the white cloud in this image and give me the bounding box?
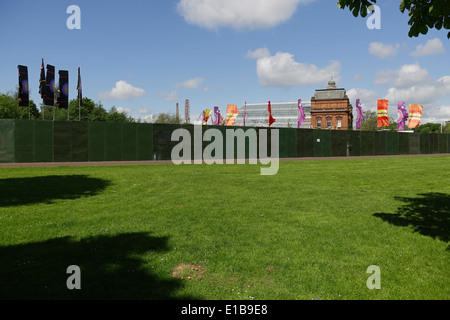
[374,63,430,88]
[394,63,429,88]
[175,77,204,89]
[421,105,450,123]
[347,88,380,112]
[98,80,146,100]
[248,48,340,87]
[376,63,450,105]
[138,108,149,114]
[246,48,271,59]
[410,38,445,57]
[350,64,450,123]
[144,114,157,123]
[177,0,313,30]
[369,42,400,58]
[159,90,179,101]
[353,74,363,82]
[374,70,397,85]
[116,107,132,115]
[385,76,450,106]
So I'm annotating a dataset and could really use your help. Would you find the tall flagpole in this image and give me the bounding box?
[78,66,81,121]
[53,81,57,121]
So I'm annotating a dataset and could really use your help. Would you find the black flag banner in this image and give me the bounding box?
[18,65,29,107]
[44,64,55,106]
[57,70,69,109]
[39,59,45,101]
[77,66,82,107]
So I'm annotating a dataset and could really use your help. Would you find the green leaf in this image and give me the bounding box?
[352,3,361,17]
[419,24,428,35]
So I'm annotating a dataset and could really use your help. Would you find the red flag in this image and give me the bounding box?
[268,101,276,127]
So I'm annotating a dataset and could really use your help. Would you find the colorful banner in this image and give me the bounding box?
[397,102,408,131]
[211,106,221,125]
[43,64,55,106]
[202,109,212,125]
[356,99,364,130]
[56,70,69,109]
[17,65,29,107]
[297,99,305,128]
[226,104,239,126]
[408,104,423,129]
[377,99,389,127]
[268,101,276,127]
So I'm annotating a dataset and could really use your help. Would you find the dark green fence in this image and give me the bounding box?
[0,119,449,163]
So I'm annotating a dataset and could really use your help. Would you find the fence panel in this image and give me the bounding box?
[297,129,314,157]
[374,131,387,156]
[429,133,439,154]
[386,131,399,155]
[278,128,297,158]
[14,120,34,162]
[438,134,448,154]
[398,133,409,155]
[420,133,430,154]
[360,131,374,156]
[331,130,348,157]
[121,123,138,161]
[88,122,106,161]
[153,124,182,161]
[53,121,72,162]
[314,130,331,157]
[70,122,89,162]
[348,131,360,156]
[409,133,420,154]
[0,119,15,162]
[137,123,153,160]
[34,121,53,162]
[105,122,122,161]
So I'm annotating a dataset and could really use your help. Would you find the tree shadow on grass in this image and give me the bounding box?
[0,232,195,300]
[0,175,110,207]
[374,193,450,246]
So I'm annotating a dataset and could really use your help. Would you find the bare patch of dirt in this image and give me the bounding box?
[171,263,206,280]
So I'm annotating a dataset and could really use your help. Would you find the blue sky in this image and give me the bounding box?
[1,0,449,124]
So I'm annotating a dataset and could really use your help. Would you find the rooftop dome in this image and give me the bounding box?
[327,76,336,89]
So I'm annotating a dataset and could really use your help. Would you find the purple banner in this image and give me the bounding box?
[356,99,364,130]
[297,99,305,128]
[211,106,221,125]
[397,102,408,131]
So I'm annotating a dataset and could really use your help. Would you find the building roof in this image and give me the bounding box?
[234,101,312,128]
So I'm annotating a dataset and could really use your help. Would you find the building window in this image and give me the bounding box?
[337,119,342,128]
[327,119,332,128]
[317,118,321,128]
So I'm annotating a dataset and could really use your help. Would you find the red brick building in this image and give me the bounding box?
[310,78,353,130]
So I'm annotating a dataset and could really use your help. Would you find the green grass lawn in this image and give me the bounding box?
[0,156,449,300]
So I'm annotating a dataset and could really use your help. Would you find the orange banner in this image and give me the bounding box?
[408,104,423,129]
[377,99,389,127]
[226,104,239,126]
